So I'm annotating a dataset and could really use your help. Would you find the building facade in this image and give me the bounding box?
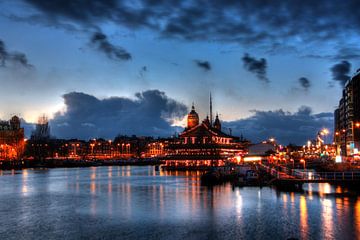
[163,102,247,168]
[0,116,25,159]
[334,69,360,156]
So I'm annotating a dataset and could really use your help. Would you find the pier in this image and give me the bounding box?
[260,163,360,189]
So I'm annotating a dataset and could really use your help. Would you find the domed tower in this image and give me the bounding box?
[213,114,221,130]
[187,104,199,129]
[10,115,20,130]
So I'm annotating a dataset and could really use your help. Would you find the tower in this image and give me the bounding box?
[10,116,20,130]
[187,103,199,129]
[213,113,221,130]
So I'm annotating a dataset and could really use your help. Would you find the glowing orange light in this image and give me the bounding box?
[243,156,262,162]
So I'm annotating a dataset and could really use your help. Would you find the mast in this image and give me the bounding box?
[210,92,213,125]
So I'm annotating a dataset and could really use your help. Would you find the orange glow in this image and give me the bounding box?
[243,156,262,162]
[300,196,308,239]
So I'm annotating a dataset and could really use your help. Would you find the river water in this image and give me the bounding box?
[0,166,359,240]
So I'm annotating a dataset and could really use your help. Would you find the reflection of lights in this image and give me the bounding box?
[90,181,96,194]
[282,194,288,203]
[290,192,295,203]
[22,169,29,194]
[355,197,360,236]
[300,196,308,239]
[22,185,28,194]
[235,189,243,216]
[321,199,334,239]
[308,184,313,200]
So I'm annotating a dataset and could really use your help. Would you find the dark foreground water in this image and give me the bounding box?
[0,166,359,240]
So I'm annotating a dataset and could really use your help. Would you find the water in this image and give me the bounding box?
[0,166,359,240]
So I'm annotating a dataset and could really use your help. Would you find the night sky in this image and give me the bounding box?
[1,0,359,144]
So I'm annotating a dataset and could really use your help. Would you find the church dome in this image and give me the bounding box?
[187,104,199,129]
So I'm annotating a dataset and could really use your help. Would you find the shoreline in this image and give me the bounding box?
[0,158,164,170]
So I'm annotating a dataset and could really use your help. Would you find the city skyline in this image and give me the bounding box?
[1,0,360,144]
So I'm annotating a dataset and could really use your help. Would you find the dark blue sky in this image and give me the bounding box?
[0,0,359,144]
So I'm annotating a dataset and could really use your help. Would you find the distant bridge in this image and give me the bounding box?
[259,163,360,185]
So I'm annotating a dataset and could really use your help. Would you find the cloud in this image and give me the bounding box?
[330,60,351,86]
[0,39,33,68]
[194,60,211,71]
[90,31,131,61]
[50,90,188,139]
[242,53,268,83]
[20,0,360,54]
[298,77,310,90]
[303,46,360,60]
[223,106,333,145]
[138,65,147,78]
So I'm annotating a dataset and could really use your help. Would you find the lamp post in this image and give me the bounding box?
[300,159,306,170]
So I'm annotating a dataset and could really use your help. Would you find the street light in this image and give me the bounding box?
[300,159,306,170]
[322,128,329,135]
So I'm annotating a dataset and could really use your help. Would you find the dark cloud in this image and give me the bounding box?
[194,60,211,71]
[303,46,360,60]
[330,61,351,86]
[242,53,268,83]
[298,77,310,90]
[50,90,188,139]
[21,0,360,54]
[0,39,33,68]
[224,106,333,145]
[90,31,131,61]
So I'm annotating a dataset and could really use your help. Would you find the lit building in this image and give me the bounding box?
[334,69,360,156]
[163,95,247,168]
[0,116,25,159]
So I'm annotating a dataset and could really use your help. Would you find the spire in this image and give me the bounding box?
[210,92,213,125]
[191,102,195,110]
[214,112,221,130]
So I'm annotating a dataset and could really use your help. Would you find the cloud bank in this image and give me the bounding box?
[224,106,333,145]
[22,0,360,55]
[50,90,188,139]
[45,89,333,145]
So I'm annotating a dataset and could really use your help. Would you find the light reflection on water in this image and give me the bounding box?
[0,166,359,239]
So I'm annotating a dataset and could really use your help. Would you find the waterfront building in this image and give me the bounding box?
[0,116,25,159]
[334,69,360,156]
[24,135,152,160]
[163,96,247,168]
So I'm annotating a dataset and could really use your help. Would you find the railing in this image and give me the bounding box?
[292,170,360,181]
[259,163,360,181]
